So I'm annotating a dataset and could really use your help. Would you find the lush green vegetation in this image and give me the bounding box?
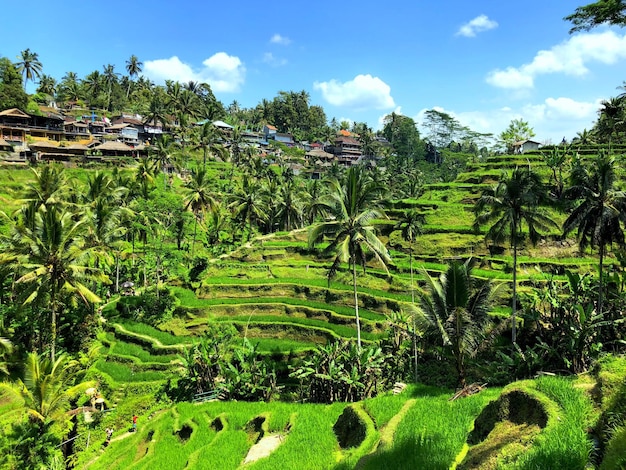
[2,4,626,466]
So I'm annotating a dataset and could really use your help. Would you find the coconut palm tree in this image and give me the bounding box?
[596,97,625,146]
[417,259,497,387]
[229,175,268,241]
[125,54,143,98]
[0,352,94,469]
[9,352,92,423]
[133,157,156,201]
[17,165,72,230]
[184,168,217,252]
[83,70,103,106]
[309,166,391,349]
[144,92,170,130]
[3,207,106,360]
[16,48,43,90]
[395,210,425,303]
[473,167,556,344]
[149,134,181,187]
[194,121,226,170]
[101,64,119,110]
[275,179,305,231]
[563,154,626,316]
[0,337,12,378]
[36,74,57,97]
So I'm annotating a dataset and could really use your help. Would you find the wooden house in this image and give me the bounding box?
[0,108,29,145]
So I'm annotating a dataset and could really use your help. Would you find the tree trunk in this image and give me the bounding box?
[191,215,198,253]
[115,254,120,293]
[352,258,362,350]
[598,243,605,316]
[50,296,57,362]
[413,316,418,383]
[512,227,518,345]
[409,243,414,304]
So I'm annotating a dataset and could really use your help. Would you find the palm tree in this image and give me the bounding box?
[275,179,305,231]
[0,352,94,469]
[596,97,625,146]
[16,48,43,90]
[0,337,12,378]
[417,259,497,387]
[17,165,72,230]
[194,121,226,169]
[83,70,103,107]
[229,175,268,241]
[184,168,217,252]
[563,154,626,315]
[309,166,391,349]
[101,64,119,110]
[36,74,57,97]
[473,167,556,344]
[125,54,143,98]
[3,208,106,360]
[9,352,92,423]
[144,92,170,131]
[134,157,156,200]
[395,210,425,303]
[303,178,328,225]
[149,134,181,187]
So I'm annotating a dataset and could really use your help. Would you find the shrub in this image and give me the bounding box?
[115,287,176,325]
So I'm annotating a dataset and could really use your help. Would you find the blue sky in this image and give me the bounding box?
[2,0,625,143]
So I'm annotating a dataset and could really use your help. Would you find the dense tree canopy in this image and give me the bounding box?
[0,57,28,110]
[565,0,626,32]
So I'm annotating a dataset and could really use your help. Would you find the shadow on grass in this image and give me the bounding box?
[340,432,452,470]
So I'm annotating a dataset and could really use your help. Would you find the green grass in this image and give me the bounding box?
[94,359,170,383]
[115,321,191,347]
[174,287,388,322]
[83,400,349,470]
[362,385,501,470]
[511,376,595,470]
[212,316,384,341]
[109,339,179,364]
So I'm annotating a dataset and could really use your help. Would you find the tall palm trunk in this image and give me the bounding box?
[511,218,518,345]
[50,288,57,362]
[352,257,362,350]
[598,243,605,315]
[410,241,418,382]
[191,214,198,253]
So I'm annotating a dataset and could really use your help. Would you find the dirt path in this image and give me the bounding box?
[242,434,284,464]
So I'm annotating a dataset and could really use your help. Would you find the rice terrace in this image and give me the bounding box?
[1,1,626,469]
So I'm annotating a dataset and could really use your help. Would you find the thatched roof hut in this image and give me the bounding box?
[94,141,134,156]
[306,148,335,161]
[29,140,60,150]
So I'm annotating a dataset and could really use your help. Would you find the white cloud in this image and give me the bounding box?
[313,74,395,110]
[270,33,291,45]
[542,97,601,119]
[144,53,245,93]
[456,15,498,37]
[487,30,626,89]
[262,52,287,67]
[420,97,601,144]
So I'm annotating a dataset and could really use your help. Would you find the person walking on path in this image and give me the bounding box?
[105,427,113,446]
[132,415,138,432]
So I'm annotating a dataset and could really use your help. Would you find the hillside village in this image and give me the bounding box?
[0,105,394,178]
[2,1,626,468]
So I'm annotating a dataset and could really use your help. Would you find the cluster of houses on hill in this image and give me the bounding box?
[0,106,387,172]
